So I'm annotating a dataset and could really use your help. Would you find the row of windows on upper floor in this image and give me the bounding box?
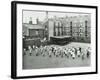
[53,32,91,37]
[53,20,89,27]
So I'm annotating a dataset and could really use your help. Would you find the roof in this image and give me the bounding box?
[23,23,45,29]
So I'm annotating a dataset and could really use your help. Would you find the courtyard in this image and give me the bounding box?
[23,42,91,69]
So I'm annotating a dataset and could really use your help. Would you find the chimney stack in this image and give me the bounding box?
[36,18,39,24]
[29,17,32,24]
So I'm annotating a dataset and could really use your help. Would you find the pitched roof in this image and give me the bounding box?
[23,23,45,29]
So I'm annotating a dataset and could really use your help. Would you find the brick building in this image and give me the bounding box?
[23,18,46,39]
[47,14,91,43]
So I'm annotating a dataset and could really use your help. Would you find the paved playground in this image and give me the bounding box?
[23,42,91,69]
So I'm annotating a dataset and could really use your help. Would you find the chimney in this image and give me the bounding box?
[36,18,39,24]
[29,17,32,24]
[46,11,48,21]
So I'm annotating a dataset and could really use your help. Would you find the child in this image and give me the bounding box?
[28,45,32,56]
[87,47,91,58]
[23,48,26,56]
[77,47,81,57]
[70,49,75,59]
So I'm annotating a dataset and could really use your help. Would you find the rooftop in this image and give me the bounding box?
[23,23,45,29]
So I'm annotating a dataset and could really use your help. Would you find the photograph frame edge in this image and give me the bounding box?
[11,1,98,79]
[11,1,17,79]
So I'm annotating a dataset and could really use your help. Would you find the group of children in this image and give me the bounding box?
[23,45,91,60]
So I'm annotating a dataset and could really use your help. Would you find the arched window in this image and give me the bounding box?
[85,20,88,26]
[55,22,58,26]
[70,21,72,36]
[85,20,88,37]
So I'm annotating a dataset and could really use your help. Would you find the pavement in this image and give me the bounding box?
[23,42,91,69]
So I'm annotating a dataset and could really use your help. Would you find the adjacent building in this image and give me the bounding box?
[23,18,46,39]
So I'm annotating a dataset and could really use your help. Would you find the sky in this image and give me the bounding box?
[23,10,90,24]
